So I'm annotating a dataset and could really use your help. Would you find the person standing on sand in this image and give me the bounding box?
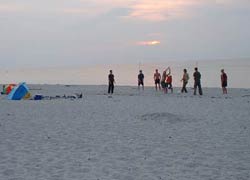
[138,70,144,90]
[181,69,189,93]
[154,69,161,91]
[193,67,203,95]
[221,69,228,94]
[161,70,167,93]
[108,70,115,94]
[166,73,173,93]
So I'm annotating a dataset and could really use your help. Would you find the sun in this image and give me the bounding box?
[137,40,161,46]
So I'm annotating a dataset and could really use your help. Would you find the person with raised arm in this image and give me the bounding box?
[161,70,167,93]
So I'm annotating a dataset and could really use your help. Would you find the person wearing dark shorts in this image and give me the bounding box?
[138,70,144,90]
[193,67,203,95]
[154,69,161,91]
[221,69,228,94]
[155,79,160,85]
[108,70,115,94]
[166,75,173,93]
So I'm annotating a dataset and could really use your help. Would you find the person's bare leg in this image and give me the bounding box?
[223,87,227,94]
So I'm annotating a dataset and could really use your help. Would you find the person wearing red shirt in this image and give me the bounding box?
[166,67,173,93]
[221,69,228,94]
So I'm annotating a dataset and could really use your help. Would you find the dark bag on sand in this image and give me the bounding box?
[34,95,43,100]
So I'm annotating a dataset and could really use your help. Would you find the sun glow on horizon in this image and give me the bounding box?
[137,40,161,46]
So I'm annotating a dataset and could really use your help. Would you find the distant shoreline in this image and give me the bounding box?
[1,59,250,88]
[1,84,250,90]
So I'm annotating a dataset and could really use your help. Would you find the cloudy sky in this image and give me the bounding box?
[1,0,250,68]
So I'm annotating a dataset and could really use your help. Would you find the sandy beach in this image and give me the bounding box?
[0,85,250,180]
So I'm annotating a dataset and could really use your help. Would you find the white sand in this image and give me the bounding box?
[0,85,250,180]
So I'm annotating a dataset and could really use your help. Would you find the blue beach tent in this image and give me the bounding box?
[8,82,29,100]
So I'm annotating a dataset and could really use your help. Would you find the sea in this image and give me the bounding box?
[0,59,249,88]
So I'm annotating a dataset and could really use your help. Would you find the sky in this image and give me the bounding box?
[1,0,250,68]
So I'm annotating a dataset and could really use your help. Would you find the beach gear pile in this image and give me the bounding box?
[7,82,31,100]
[2,82,83,100]
[42,93,83,100]
[1,84,17,95]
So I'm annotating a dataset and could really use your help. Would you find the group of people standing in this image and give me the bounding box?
[153,67,200,95]
[153,67,173,93]
[108,67,228,95]
[152,67,203,95]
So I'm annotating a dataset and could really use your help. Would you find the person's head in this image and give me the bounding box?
[184,69,187,73]
[155,69,158,73]
[194,67,198,71]
[139,70,142,73]
[221,69,224,73]
[110,70,113,74]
